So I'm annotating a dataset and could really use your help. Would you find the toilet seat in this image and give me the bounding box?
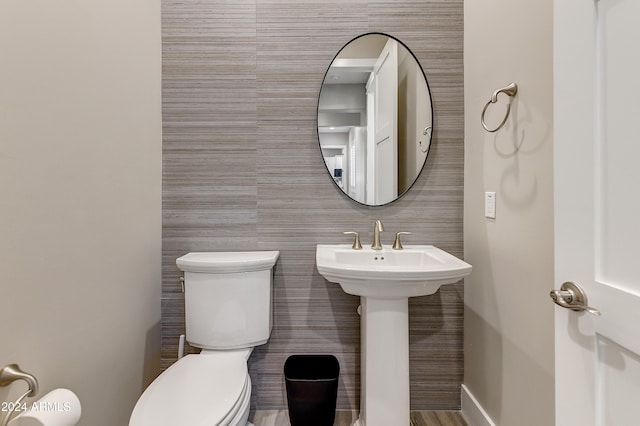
[129,352,250,426]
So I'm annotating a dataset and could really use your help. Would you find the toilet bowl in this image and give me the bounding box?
[129,251,279,426]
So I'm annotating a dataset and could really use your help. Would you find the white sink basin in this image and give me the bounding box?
[316,244,472,298]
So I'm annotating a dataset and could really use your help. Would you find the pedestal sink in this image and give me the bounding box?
[316,244,472,426]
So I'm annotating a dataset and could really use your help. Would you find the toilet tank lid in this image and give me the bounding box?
[176,251,280,273]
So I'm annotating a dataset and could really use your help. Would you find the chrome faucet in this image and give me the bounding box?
[372,220,384,250]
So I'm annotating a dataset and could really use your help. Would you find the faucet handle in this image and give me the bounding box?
[343,232,363,250]
[392,232,411,250]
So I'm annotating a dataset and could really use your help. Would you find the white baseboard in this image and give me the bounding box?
[461,384,496,426]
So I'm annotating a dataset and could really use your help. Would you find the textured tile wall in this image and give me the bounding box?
[162,0,463,410]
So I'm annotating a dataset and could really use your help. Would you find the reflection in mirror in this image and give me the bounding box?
[318,33,433,206]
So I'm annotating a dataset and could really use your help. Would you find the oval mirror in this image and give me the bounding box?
[317,33,433,206]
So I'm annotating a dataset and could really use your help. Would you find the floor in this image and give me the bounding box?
[249,410,468,426]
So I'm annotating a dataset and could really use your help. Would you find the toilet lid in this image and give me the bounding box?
[129,353,248,426]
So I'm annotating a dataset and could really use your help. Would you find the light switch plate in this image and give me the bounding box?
[485,192,496,219]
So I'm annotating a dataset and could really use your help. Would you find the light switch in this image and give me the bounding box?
[485,192,496,219]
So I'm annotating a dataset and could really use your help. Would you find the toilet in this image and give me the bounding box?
[129,251,280,426]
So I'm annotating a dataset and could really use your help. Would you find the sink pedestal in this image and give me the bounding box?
[355,296,410,426]
[315,244,472,426]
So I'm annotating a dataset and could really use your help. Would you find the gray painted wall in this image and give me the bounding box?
[463,0,555,424]
[0,2,162,425]
[162,0,463,410]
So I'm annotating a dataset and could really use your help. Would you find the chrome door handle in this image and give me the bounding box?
[550,281,601,316]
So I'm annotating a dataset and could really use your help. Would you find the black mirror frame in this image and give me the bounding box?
[316,32,434,207]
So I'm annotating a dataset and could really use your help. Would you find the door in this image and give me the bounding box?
[373,39,398,204]
[554,0,640,425]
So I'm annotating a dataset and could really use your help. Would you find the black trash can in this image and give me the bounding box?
[284,354,340,426]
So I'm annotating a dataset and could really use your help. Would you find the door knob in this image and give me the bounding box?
[550,281,601,316]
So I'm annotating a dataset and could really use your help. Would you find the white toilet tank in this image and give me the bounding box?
[176,251,279,350]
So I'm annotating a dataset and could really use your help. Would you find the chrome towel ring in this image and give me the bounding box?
[481,83,518,132]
